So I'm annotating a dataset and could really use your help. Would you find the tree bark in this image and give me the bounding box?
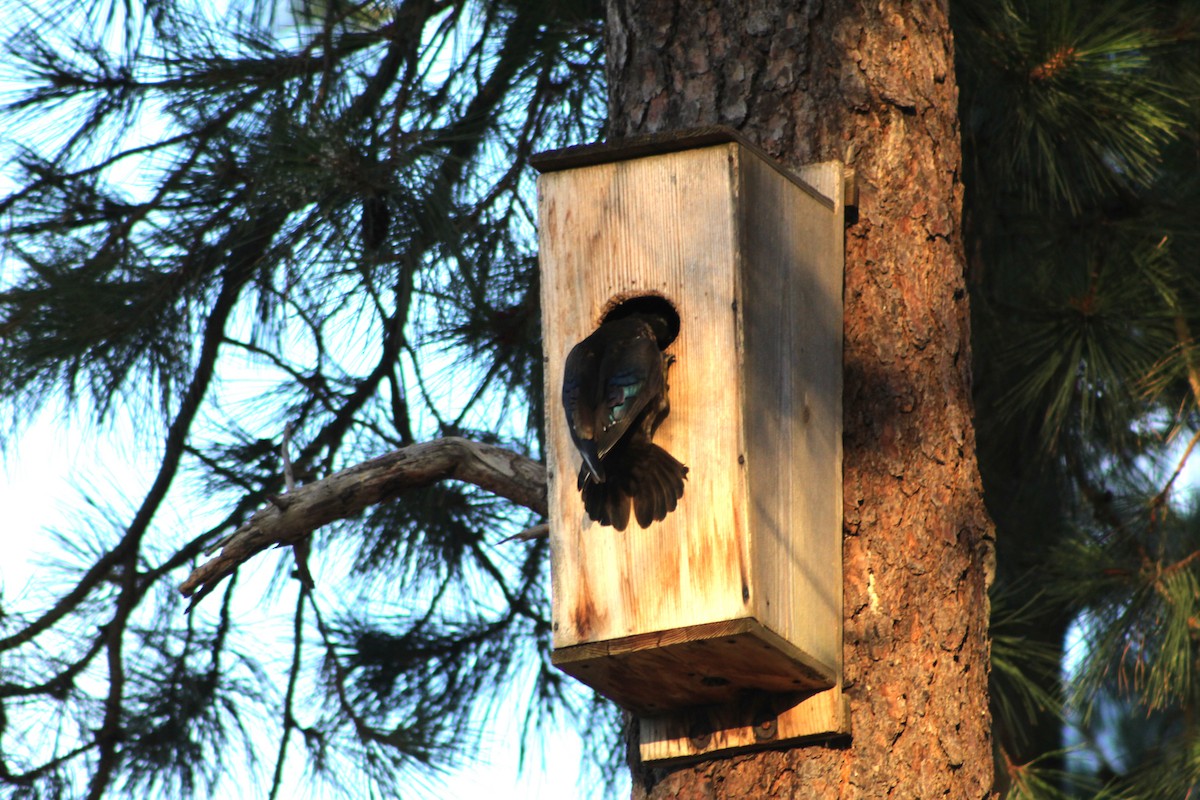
[607,1,995,797]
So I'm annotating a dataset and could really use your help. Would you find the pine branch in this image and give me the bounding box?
[1171,312,1200,408]
[179,437,548,605]
[0,633,104,699]
[274,5,550,480]
[0,216,272,655]
[0,2,603,794]
[267,588,307,800]
[86,211,283,800]
[1149,313,1200,509]
[1151,426,1200,510]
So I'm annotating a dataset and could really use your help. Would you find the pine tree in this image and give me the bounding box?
[956,0,1200,796]
[0,2,614,798]
[3,0,1200,798]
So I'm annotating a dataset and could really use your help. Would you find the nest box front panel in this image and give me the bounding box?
[539,145,752,650]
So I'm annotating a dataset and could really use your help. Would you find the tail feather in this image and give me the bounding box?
[648,448,686,514]
[633,453,669,528]
[636,469,665,529]
[579,442,687,531]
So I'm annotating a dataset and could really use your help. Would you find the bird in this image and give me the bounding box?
[561,311,688,530]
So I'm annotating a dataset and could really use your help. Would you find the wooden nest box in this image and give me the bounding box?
[535,129,847,761]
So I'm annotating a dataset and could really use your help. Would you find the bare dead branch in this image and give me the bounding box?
[281,421,297,492]
[180,437,548,606]
[499,523,550,543]
[278,422,315,589]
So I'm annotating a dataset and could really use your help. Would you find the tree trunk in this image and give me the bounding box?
[607,1,995,797]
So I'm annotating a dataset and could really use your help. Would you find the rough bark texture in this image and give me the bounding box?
[607,1,995,798]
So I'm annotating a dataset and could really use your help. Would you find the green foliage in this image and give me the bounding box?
[1092,731,1200,798]
[957,0,1189,213]
[1000,748,1100,800]
[958,0,1200,796]
[1053,522,1199,718]
[986,232,1184,450]
[991,588,1067,741]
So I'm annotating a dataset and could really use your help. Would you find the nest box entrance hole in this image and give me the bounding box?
[600,294,681,349]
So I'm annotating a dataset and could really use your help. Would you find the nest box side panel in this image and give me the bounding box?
[539,144,752,650]
[739,156,844,675]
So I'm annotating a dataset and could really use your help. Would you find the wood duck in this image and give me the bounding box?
[561,312,687,530]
